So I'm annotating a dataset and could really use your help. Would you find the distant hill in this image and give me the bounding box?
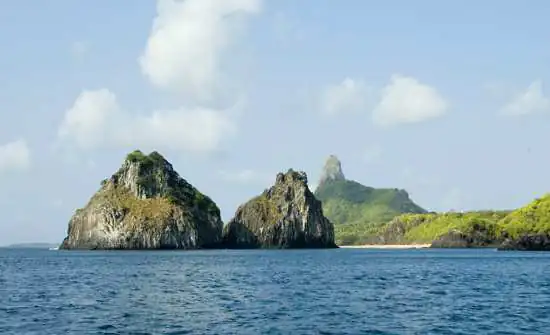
[313,155,426,245]
[3,242,59,249]
[375,194,550,248]
[499,194,550,238]
[378,210,511,246]
[311,156,550,248]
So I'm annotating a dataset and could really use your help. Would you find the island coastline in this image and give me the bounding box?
[338,244,431,249]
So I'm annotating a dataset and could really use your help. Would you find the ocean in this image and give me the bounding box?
[1,248,549,334]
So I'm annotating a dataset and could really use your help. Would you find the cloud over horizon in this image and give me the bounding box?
[372,74,448,126]
[320,78,372,116]
[139,0,262,100]
[58,89,239,153]
[500,80,550,116]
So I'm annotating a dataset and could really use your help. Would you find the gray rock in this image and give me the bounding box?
[498,234,550,251]
[222,169,337,249]
[60,150,223,250]
[430,230,472,248]
[318,155,345,187]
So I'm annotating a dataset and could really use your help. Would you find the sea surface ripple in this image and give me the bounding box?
[1,248,550,334]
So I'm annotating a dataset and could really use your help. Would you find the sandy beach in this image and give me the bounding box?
[338,244,431,249]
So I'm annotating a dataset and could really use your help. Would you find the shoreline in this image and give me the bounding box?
[338,244,431,249]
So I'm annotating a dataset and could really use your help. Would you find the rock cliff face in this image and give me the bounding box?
[318,154,346,186]
[60,150,223,250]
[430,230,494,248]
[222,169,337,249]
[498,234,550,251]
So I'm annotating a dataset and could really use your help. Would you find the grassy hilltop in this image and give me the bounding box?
[313,155,426,245]
[313,155,550,247]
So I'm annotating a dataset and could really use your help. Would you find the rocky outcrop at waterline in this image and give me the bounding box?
[59,150,223,250]
[498,234,550,251]
[222,169,337,249]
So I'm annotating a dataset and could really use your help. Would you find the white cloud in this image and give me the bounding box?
[139,0,261,99]
[58,89,119,149]
[372,74,448,126]
[118,107,237,153]
[58,89,238,153]
[500,80,550,116]
[0,140,31,173]
[218,169,272,184]
[320,78,371,115]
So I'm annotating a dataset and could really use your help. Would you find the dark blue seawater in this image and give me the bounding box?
[1,248,550,335]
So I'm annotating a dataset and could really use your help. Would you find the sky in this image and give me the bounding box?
[1,0,549,245]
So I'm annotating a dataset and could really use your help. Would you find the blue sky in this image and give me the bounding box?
[1,0,549,245]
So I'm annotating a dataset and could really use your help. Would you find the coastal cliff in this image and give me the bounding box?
[377,211,508,248]
[60,150,223,250]
[222,169,337,248]
[497,194,550,251]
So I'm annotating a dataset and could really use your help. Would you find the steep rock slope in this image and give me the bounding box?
[222,169,336,248]
[313,155,426,245]
[60,150,223,250]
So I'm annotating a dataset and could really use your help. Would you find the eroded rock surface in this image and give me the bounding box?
[498,234,550,251]
[60,150,223,250]
[318,155,345,187]
[222,169,337,249]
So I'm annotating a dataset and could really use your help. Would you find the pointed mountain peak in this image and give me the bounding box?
[319,155,345,185]
[110,149,179,199]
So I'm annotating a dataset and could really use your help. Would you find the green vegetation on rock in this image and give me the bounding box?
[246,192,284,225]
[499,194,550,239]
[60,149,224,250]
[222,169,336,249]
[375,195,550,248]
[312,155,550,248]
[315,178,426,245]
[126,149,164,166]
[312,155,427,245]
[115,150,219,216]
[380,210,510,245]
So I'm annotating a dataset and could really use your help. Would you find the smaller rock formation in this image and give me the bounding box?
[430,231,473,248]
[498,234,550,251]
[60,150,223,250]
[318,155,345,187]
[222,169,337,249]
[430,224,500,248]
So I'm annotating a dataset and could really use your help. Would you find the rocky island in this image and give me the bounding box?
[222,169,337,249]
[58,149,550,251]
[59,150,223,250]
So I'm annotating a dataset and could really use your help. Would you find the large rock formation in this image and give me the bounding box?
[318,154,346,186]
[60,150,223,250]
[222,169,337,249]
